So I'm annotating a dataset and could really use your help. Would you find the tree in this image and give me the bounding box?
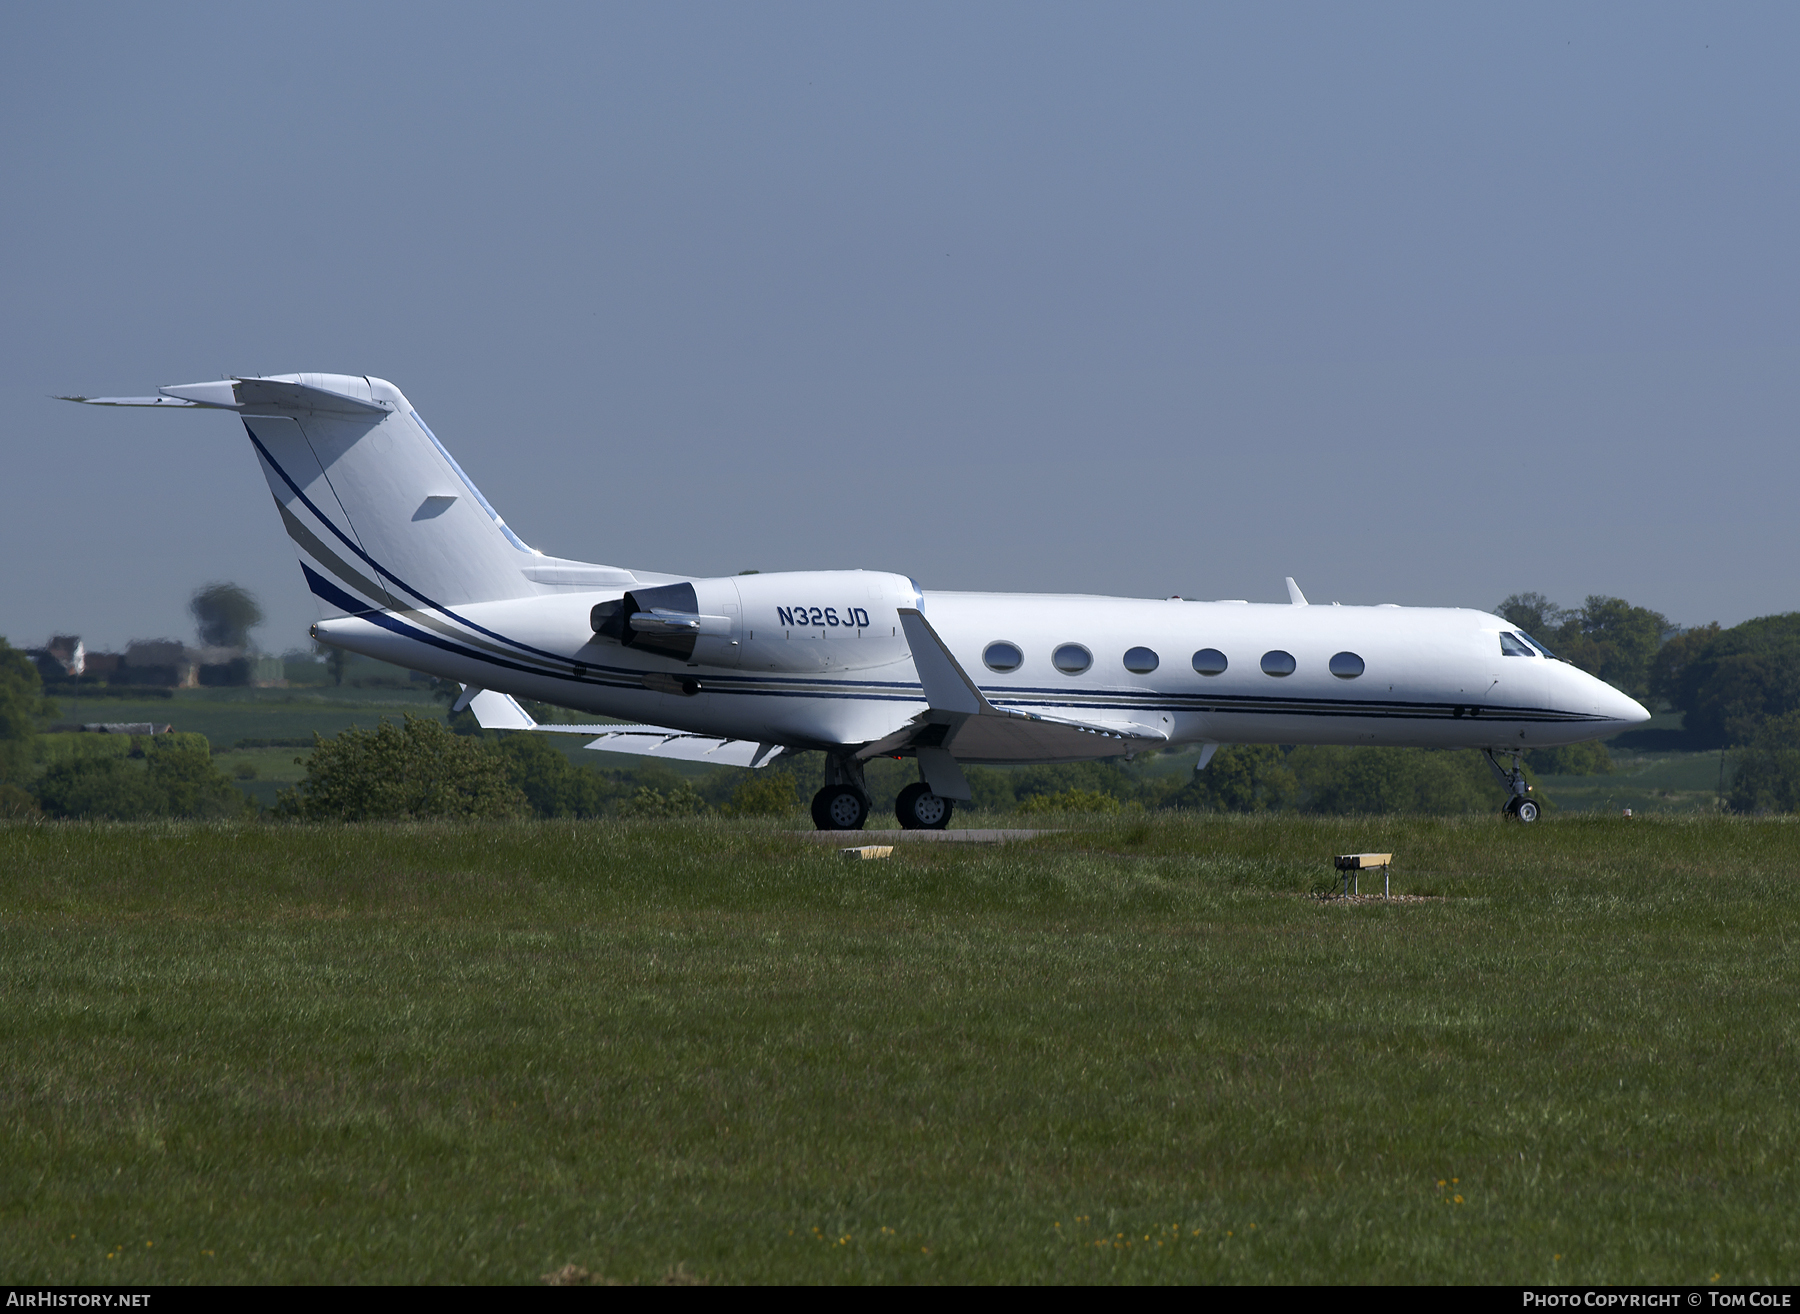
[1496,592,1566,640]
[277,716,529,820]
[1289,746,1504,814]
[0,637,55,792]
[1648,622,1720,709]
[1496,593,1675,701]
[190,582,264,649]
[1527,741,1613,775]
[1549,596,1674,702]
[1167,745,1297,813]
[1727,711,1800,813]
[1660,614,1800,749]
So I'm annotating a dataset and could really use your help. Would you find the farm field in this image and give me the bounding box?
[1,814,1794,1284]
[1538,750,1728,816]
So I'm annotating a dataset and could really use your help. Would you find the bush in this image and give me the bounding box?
[0,782,42,819]
[1016,787,1124,815]
[278,716,529,821]
[490,734,614,817]
[35,755,169,819]
[33,733,251,820]
[724,771,800,817]
[616,783,707,818]
[144,736,255,818]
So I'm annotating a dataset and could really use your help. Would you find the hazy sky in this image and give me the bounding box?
[5,3,1797,654]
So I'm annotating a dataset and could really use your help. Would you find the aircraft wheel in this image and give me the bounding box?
[896,781,954,830]
[1515,799,1540,823]
[811,786,869,831]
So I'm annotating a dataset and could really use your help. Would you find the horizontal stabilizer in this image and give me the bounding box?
[466,688,536,731]
[231,377,388,414]
[65,375,392,414]
[59,394,201,408]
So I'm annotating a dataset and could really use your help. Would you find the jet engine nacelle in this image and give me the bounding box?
[591,570,920,674]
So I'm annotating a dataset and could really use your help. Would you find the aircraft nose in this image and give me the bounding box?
[1573,668,1650,725]
[1609,688,1652,725]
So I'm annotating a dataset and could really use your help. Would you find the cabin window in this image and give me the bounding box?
[1123,646,1159,674]
[1192,648,1228,676]
[1329,651,1365,679]
[1261,650,1296,676]
[1499,632,1535,657]
[1052,643,1093,675]
[983,641,1024,673]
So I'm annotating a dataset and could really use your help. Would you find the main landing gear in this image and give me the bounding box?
[810,750,871,831]
[807,752,957,831]
[895,781,954,831]
[1485,749,1540,822]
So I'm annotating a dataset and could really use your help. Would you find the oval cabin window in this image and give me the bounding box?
[983,641,1023,673]
[1052,643,1093,675]
[1261,650,1297,676]
[1123,646,1159,674]
[1329,651,1365,679]
[1192,648,1228,676]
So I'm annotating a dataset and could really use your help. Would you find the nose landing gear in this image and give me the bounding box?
[1485,749,1539,822]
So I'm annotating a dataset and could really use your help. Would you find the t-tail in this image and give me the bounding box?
[64,374,636,615]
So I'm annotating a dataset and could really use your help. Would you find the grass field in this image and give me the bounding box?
[2,814,1795,1284]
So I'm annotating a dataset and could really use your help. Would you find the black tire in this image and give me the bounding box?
[811,786,869,831]
[896,781,954,830]
[1515,799,1540,823]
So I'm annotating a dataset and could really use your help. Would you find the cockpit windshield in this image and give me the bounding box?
[1516,630,1558,659]
[1499,631,1535,657]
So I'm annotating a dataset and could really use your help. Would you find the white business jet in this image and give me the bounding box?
[67,374,1649,828]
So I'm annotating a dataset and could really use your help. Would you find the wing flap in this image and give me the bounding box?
[583,730,784,767]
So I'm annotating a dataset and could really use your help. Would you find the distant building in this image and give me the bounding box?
[48,722,174,735]
[30,635,286,688]
[26,635,85,681]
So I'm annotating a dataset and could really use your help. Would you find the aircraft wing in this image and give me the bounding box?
[462,686,786,768]
[860,610,1166,778]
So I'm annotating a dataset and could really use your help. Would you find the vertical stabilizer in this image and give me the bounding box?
[231,374,540,613]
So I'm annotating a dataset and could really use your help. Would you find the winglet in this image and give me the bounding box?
[896,608,988,716]
[1286,577,1309,606]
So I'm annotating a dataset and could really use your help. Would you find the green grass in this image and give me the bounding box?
[2,814,1795,1284]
